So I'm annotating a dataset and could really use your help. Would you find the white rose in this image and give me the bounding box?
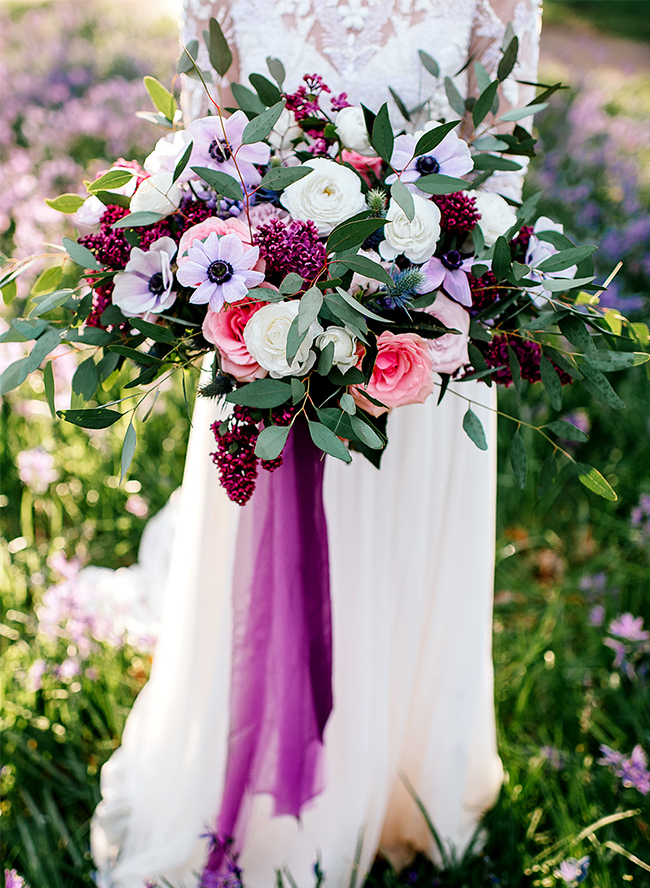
[280,158,367,236]
[269,108,303,153]
[315,326,359,372]
[243,301,323,378]
[130,172,182,218]
[144,129,193,178]
[474,192,517,247]
[335,107,377,157]
[379,194,441,264]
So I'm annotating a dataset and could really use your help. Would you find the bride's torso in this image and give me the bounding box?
[181,0,539,121]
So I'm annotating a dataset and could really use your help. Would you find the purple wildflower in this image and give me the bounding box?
[177,232,264,311]
[386,130,472,195]
[187,111,270,187]
[554,856,590,885]
[579,572,606,595]
[418,252,473,306]
[331,92,351,111]
[589,605,605,627]
[599,744,650,795]
[609,613,650,642]
[112,237,177,317]
[603,637,629,672]
[4,871,26,888]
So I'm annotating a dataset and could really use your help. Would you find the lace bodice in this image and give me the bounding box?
[181,0,542,196]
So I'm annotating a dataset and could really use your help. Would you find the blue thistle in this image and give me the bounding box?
[376,267,424,310]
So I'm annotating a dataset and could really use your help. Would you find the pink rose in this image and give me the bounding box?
[341,150,384,186]
[178,217,265,272]
[425,292,470,375]
[203,295,272,382]
[351,331,434,417]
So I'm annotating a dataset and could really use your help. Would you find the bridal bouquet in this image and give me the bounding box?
[1,20,647,505]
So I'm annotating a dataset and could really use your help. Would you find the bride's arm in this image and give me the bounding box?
[180,0,241,120]
[468,0,543,199]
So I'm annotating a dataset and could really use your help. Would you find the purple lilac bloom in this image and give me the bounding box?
[254,217,326,282]
[386,130,472,196]
[16,448,59,494]
[609,613,650,642]
[178,232,264,311]
[187,111,270,188]
[589,605,605,627]
[418,253,474,307]
[554,856,590,885]
[112,237,177,317]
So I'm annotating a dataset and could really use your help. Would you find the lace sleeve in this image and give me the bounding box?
[468,0,542,199]
[180,0,241,121]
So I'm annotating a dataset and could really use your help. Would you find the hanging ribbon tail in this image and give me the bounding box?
[204,419,333,878]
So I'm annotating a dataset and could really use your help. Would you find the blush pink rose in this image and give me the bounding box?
[178,217,265,272]
[341,150,384,185]
[203,290,277,382]
[425,292,470,375]
[351,331,434,417]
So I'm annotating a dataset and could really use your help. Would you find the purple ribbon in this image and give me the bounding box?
[204,419,332,877]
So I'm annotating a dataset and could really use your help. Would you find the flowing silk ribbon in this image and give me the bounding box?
[204,419,332,877]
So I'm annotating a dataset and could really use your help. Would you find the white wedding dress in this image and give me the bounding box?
[92,2,542,886]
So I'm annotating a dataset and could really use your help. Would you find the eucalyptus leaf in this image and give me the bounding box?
[335,254,393,287]
[546,420,589,443]
[581,364,626,409]
[575,463,617,501]
[444,76,466,116]
[279,273,304,295]
[413,120,462,158]
[177,39,199,74]
[290,378,305,405]
[249,73,282,107]
[499,103,548,122]
[297,286,323,336]
[473,81,499,128]
[585,351,650,371]
[340,392,356,414]
[32,265,63,298]
[42,361,56,418]
[335,287,389,323]
[462,408,488,451]
[558,315,598,359]
[391,179,415,222]
[225,377,292,408]
[190,167,244,201]
[28,289,75,318]
[308,420,352,462]
[497,36,519,81]
[206,17,233,76]
[120,421,137,483]
[326,217,384,255]
[317,340,335,376]
[510,429,527,489]
[415,174,470,195]
[255,424,290,460]
[388,86,411,122]
[418,50,440,78]
[266,56,286,87]
[131,317,176,344]
[143,76,177,122]
[44,193,86,214]
[88,168,134,193]
[472,155,523,172]
[172,140,194,184]
[537,245,597,273]
[259,166,312,190]
[540,353,562,410]
[242,101,286,145]
[71,356,100,401]
[111,211,165,229]
[371,103,394,164]
[350,414,385,449]
[58,407,122,429]
[62,237,100,271]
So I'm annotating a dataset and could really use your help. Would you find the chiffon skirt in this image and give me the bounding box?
[92,374,503,888]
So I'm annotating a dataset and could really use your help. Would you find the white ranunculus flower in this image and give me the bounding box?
[379,194,441,264]
[243,301,323,378]
[335,106,377,157]
[315,326,359,372]
[474,192,517,247]
[130,172,182,218]
[269,108,303,153]
[280,158,367,236]
[144,129,193,178]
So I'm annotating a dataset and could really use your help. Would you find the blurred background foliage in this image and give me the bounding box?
[1,1,650,886]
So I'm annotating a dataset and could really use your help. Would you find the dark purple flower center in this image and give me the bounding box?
[441,250,463,271]
[148,272,165,295]
[207,260,234,284]
[209,138,232,163]
[415,155,440,175]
